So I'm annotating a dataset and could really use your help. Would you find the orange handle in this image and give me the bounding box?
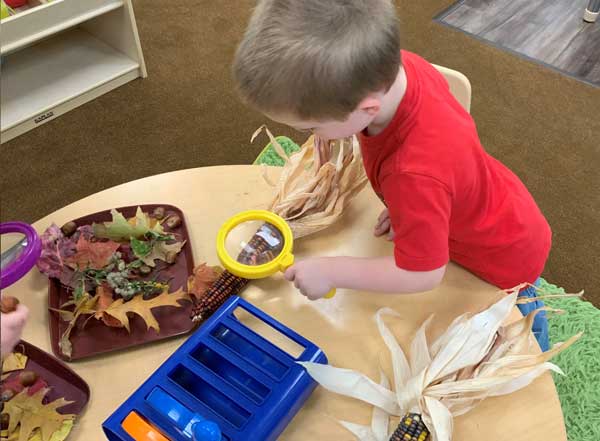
[122,411,169,441]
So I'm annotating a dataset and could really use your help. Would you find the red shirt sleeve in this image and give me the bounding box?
[381,172,451,271]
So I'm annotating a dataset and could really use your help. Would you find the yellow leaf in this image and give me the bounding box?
[2,352,28,373]
[4,388,74,441]
[28,420,74,441]
[58,294,99,359]
[101,288,190,333]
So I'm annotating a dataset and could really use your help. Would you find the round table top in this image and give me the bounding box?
[4,165,566,441]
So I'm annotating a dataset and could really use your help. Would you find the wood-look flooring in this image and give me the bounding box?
[439,0,600,85]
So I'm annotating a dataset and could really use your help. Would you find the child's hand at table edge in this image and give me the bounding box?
[1,303,29,357]
[284,256,446,300]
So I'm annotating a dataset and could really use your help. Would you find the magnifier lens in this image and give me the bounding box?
[1,232,28,271]
[225,221,285,266]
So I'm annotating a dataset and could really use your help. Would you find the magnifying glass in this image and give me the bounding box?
[216,210,335,299]
[0,222,42,290]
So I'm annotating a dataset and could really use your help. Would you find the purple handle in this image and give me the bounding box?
[0,222,42,289]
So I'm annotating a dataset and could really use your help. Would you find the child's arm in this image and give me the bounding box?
[285,256,446,300]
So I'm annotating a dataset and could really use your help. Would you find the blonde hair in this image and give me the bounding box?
[233,0,401,121]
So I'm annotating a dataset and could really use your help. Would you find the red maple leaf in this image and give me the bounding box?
[65,237,120,270]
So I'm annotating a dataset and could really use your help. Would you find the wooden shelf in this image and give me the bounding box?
[0,0,146,143]
[1,28,140,141]
[1,0,124,55]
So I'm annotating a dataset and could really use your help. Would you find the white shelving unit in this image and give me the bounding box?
[1,0,147,143]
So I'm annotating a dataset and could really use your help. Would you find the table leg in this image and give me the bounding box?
[584,0,600,22]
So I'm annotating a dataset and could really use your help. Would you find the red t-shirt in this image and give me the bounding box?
[359,51,551,289]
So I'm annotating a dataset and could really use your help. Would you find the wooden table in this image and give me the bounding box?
[4,165,566,441]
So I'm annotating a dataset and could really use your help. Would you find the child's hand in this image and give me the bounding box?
[374,208,395,241]
[1,303,29,358]
[284,258,334,300]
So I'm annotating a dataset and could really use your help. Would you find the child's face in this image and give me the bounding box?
[266,99,380,139]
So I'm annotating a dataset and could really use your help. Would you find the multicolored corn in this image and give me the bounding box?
[190,269,250,321]
[389,413,430,441]
[190,224,283,321]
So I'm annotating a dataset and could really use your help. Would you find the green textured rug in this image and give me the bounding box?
[255,139,599,441]
[538,279,600,441]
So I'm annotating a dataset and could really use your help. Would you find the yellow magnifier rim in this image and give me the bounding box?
[216,210,294,279]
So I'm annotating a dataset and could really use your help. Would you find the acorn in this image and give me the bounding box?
[18,370,38,388]
[0,296,19,313]
[139,265,152,276]
[61,221,77,237]
[165,215,182,229]
[152,207,165,220]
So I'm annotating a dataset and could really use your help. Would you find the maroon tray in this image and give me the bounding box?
[3,340,90,415]
[47,204,195,361]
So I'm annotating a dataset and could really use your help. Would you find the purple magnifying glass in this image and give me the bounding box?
[0,222,42,289]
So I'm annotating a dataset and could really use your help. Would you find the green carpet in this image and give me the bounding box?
[539,279,600,441]
[255,140,600,441]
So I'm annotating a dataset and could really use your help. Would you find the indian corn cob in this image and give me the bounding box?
[190,225,282,321]
[389,413,430,441]
[190,269,250,321]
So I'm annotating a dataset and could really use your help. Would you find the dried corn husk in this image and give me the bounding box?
[299,285,583,441]
[253,126,368,238]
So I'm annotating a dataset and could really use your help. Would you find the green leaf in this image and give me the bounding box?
[130,237,152,258]
[73,279,85,301]
[93,207,164,241]
[129,259,143,269]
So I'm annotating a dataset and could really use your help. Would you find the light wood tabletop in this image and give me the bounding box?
[3,165,566,441]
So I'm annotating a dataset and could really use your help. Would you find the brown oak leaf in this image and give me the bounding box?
[98,288,189,333]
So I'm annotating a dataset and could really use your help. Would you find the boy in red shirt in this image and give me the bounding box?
[233,0,551,350]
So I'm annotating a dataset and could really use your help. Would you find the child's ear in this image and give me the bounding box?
[358,96,381,116]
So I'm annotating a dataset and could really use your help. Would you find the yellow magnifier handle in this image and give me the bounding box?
[280,255,336,299]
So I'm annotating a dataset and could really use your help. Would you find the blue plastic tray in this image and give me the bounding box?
[103,296,327,441]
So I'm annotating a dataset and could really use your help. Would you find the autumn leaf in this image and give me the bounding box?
[52,294,98,359]
[27,420,74,441]
[95,285,122,328]
[2,352,28,373]
[36,224,77,279]
[99,288,190,333]
[187,263,223,300]
[64,236,120,270]
[4,387,75,441]
[93,207,164,241]
[130,237,152,258]
[139,240,185,267]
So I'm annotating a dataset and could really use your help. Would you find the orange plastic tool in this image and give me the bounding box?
[122,411,169,441]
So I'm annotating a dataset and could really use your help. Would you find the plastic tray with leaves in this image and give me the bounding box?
[47,204,195,361]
